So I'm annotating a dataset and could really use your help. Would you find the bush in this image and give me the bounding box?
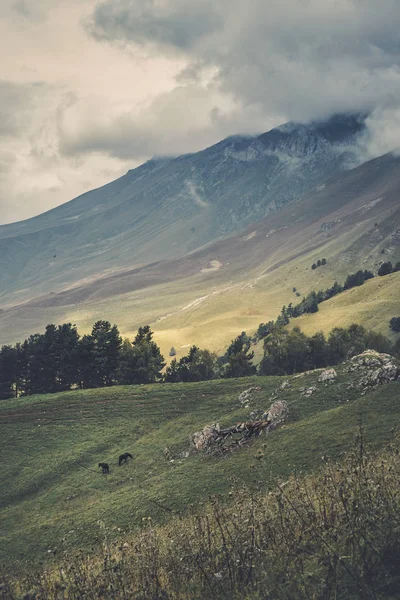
[389,317,400,333]
[378,261,393,276]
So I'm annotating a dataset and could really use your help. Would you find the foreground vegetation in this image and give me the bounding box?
[2,431,400,599]
[1,361,399,571]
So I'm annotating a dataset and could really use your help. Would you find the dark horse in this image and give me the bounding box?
[119,452,133,466]
[98,462,109,474]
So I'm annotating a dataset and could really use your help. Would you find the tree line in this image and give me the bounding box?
[255,263,400,341]
[0,322,166,400]
[1,264,399,399]
[260,324,397,375]
[0,318,399,399]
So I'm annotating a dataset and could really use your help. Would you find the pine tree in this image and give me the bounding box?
[309,332,328,369]
[77,334,96,389]
[0,345,17,399]
[24,333,48,395]
[53,323,80,391]
[164,358,180,383]
[224,332,256,378]
[165,346,218,382]
[79,321,122,387]
[118,326,165,385]
[303,291,319,313]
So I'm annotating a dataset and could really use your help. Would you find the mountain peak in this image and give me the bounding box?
[0,113,368,308]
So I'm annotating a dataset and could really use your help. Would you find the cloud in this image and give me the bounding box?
[2,0,400,225]
[87,0,400,131]
[0,80,47,136]
[359,105,400,158]
[0,0,86,22]
[88,0,223,50]
[0,78,132,225]
[57,83,272,160]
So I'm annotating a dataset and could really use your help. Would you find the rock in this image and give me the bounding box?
[178,450,190,459]
[293,368,324,379]
[317,368,337,383]
[349,349,390,369]
[264,400,288,428]
[238,386,262,405]
[348,350,400,390]
[359,364,400,388]
[191,424,222,451]
[249,411,260,420]
[303,386,317,397]
[279,380,291,390]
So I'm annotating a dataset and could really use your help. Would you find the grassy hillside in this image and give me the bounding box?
[247,271,400,364]
[0,154,399,355]
[1,363,399,570]
[289,271,400,339]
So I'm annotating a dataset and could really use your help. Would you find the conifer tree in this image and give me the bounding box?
[0,345,17,399]
[118,326,165,384]
[223,332,256,378]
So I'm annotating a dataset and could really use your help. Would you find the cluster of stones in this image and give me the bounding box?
[346,350,400,391]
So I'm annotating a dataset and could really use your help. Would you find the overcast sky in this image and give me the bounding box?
[1,0,400,224]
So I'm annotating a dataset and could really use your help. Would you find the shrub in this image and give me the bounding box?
[378,261,393,276]
[389,317,400,333]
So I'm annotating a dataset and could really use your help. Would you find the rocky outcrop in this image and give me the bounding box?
[302,386,317,397]
[191,424,223,452]
[238,386,262,405]
[347,350,400,389]
[262,400,288,428]
[192,398,288,455]
[318,368,337,383]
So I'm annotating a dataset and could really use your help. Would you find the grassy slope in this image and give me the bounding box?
[1,155,400,354]
[289,271,400,339]
[1,367,399,569]
[248,270,400,363]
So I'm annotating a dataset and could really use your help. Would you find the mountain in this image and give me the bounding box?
[0,149,399,351]
[0,114,365,306]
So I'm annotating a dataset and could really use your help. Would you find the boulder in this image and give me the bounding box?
[263,399,288,427]
[348,350,400,389]
[279,380,291,390]
[191,424,221,451]
[303,386,317,397]
[238,386,262,405]
[318,368,337,383]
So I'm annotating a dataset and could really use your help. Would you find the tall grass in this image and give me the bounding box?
[2,429,400,599]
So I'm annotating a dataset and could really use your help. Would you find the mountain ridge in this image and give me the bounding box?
[0,114,365,306]
[0,150,399,351]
